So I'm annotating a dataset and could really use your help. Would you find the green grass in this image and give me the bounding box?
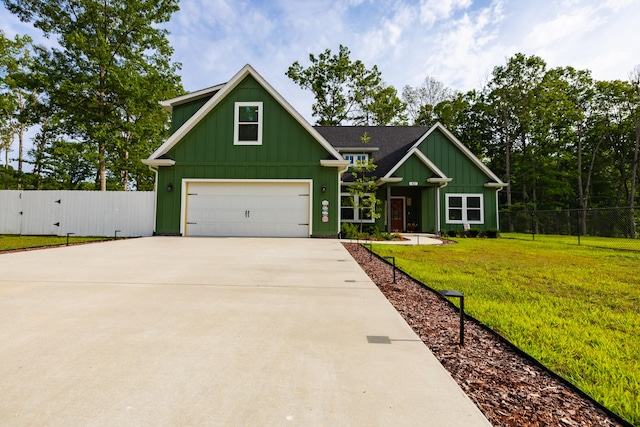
[502,232,640,251]
[0,235,109,252]
[371,238,640,426]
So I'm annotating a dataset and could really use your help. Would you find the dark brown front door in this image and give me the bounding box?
[390,198,404,231]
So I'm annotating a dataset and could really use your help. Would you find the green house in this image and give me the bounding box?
[143,65,507,237]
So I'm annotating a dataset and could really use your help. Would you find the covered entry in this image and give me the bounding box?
[385,185,440,233]
[182,180,311,237]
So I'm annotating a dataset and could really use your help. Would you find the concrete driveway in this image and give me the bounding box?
[0,237,490,426]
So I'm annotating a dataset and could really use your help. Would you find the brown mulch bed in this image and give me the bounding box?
[343,243,629,427]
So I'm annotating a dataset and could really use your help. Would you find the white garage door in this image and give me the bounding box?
[184,181,311,237]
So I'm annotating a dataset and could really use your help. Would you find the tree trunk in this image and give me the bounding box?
[629,120,639,237]
[17,91,24,190]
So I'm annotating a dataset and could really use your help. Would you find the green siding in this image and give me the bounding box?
[374,128,500,233]
[171,99,209,133]
[155,75,340,236]
[387,154,439,186]
[418,129,499,231]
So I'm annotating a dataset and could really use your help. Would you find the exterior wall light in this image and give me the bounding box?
[321,184,327,193]
[167,183,173,192]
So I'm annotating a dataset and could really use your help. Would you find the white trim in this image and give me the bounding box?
[384,146,448,181]
[146,64,343,162]
[340,192,376,224]
[382,122,506,187]
[426,123,506,185]
[427,177,453,184]
[233,102,263,145]
[142,159,176,167]
[378,177,403,184]
[343,153,369,165]
[484,182,508,188]
[180,179,313,237]
[445,193,484,225]
[159,84,226,112]
[337,147,379,153]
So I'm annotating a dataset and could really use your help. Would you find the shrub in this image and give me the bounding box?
[467,228,480,238]
[486,228,500,238]
[341,222,363,239]
[447,229,458,237]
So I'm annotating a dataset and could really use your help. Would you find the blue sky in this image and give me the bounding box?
[1,0,640,162]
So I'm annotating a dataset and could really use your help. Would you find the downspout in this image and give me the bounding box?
[496,187,504,230]
[435,182,449,235]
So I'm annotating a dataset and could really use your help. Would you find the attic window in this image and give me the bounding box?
[234,102,263,145]
[344,153,368,165]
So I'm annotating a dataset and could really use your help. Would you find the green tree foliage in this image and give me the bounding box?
[0,30,39,189]
[345,132,381,232]
[402,76,456,126]
[286,45,404,125]
[2,0,183,191]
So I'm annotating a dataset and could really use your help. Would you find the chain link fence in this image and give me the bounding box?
[499,207,640,252]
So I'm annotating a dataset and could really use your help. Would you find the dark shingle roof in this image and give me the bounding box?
[314,126,430,177]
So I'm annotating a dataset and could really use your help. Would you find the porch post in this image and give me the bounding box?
[386,186,392,233]
[435,186,441,233]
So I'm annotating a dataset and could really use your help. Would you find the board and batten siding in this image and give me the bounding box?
[0,191,154,237]
[155,75,340,236]
[419,129,500,230]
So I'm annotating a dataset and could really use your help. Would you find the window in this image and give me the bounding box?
[445,194,484,224]
[234,102,263,145]
[343,153,368,165]
[341,192,375,223]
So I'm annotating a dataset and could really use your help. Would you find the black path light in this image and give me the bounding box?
[438,290,465,346]
[114,230,121,240]
[365,242,373,261]
[66,232,75,246]
[382,256,396,283]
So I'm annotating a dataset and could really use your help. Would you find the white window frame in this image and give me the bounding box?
[234,102,263,145]
[343,153,369,165]
[445,193,484,224]
[341,192,376,223]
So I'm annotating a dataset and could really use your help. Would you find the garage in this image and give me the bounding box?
[182,180,311,237]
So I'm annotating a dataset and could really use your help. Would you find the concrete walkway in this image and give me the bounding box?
[341,233,443,245]
[0,237,489,426]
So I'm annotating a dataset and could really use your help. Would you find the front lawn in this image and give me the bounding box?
[0,235,109,252]
[371,238,639,426]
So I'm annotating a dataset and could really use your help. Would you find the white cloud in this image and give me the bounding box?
[419,0,473,26]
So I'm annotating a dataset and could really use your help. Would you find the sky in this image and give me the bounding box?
[1,0,640,165]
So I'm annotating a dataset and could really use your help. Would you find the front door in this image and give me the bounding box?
[390,197,405,232]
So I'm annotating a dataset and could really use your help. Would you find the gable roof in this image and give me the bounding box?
[315,123,507,186]
[421,123,505,185]
[314,126,427,177]
[158,84,225,113]
[145,64,343,163]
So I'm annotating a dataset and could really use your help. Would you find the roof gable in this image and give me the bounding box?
[315,123,505,187]
[416,123,505,185]
[146,65,343,162]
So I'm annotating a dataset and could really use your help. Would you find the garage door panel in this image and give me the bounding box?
[185,182,310,237]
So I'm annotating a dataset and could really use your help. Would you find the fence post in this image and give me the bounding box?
[531,212,535,241]
[577,210,581,246]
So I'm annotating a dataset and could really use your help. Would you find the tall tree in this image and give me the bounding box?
[402,76,456,126]
[2,0,182,190]
[483,54,547,225]
[0,30,39,189]
[286,45,403,125]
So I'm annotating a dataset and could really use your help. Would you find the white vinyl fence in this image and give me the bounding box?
[0,190,155,237]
